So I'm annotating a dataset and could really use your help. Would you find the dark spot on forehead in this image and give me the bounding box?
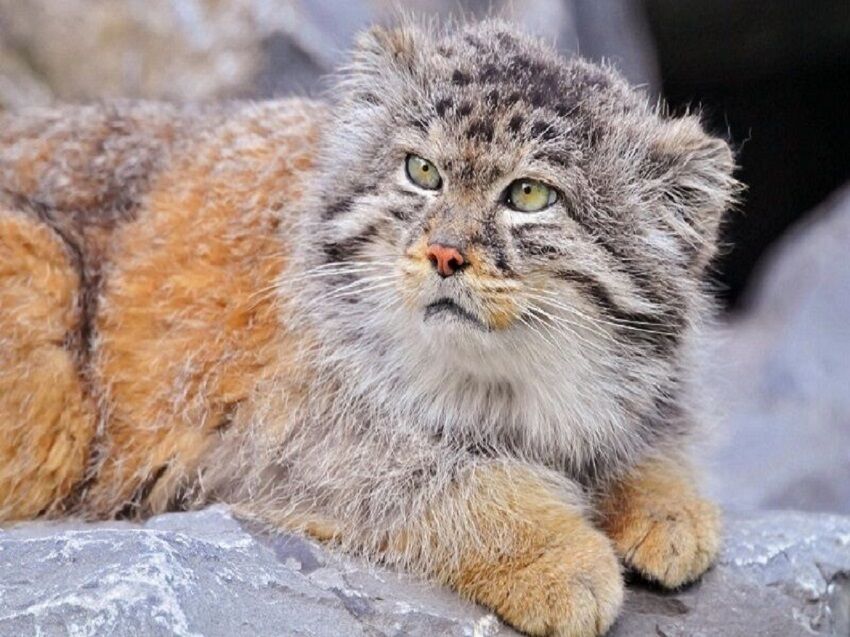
[437,44,454,58]
[478,62,502,84]
[535,149,573,167]
[586,125,604,146]
[555,100,579,117]
[530,120,558,141]
[507,114,525,134]
[504,91,522,107]
[509,53,550,78]
[451,69,471,86]
[485,89,500,107]
[409,115,429,132]
[435,97,453,117]
[457,102,473,118]
[459,162,475,182]
[466,119,494,143]
[527,83,560,109]
[469,49,574,116]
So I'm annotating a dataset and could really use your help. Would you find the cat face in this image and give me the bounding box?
[300,20,737,384]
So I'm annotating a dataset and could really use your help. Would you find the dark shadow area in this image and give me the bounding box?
[644,0,850,310]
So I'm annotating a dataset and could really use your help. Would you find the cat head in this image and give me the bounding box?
[295,18,739,399]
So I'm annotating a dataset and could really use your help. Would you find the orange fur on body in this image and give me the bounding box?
[0,210,96,518]
[87,106,319,516]
[0,100,322,519]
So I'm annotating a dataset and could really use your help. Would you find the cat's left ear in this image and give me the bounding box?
[649,116,741,271]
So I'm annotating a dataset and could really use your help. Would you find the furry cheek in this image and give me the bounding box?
[477,292,522,331]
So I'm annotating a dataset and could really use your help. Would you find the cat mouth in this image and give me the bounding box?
[423,298,488,329]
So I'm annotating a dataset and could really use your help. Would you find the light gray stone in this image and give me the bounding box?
[614,511,850,636]
[2,507,848,636]
[0,506,515,637]
[705,184,850,514]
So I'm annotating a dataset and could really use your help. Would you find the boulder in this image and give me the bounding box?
[705,184,850,514]
[1,506,848,636]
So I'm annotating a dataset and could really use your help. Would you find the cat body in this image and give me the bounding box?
[0,20,737,637]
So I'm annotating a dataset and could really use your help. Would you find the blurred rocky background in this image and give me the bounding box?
[0,0,659,106]
[703,185,850,515]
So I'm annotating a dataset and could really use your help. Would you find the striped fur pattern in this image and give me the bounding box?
[0,20,738,637]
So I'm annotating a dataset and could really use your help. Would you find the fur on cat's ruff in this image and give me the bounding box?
[0,19,738,637]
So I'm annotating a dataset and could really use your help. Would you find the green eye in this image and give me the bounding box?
[507,179,557,212]
[405,154,442,190]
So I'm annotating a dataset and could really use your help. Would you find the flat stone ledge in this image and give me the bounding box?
[1,507,848,636]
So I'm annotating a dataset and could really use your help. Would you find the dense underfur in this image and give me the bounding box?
[0,19,738,637]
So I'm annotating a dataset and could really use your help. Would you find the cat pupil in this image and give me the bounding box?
[523,184,531,194]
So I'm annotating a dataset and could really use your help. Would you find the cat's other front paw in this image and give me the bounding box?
[603,494,721,589]
[462,524,624,637]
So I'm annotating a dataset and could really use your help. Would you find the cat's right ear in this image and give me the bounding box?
[346,25,421,98]
[355,25,418,68]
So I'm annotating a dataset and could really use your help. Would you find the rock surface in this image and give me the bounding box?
[704,184,850,515]
[1,506,848,637]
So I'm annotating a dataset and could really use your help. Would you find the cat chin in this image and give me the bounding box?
[405,321,528,376]
[421,314,491,340]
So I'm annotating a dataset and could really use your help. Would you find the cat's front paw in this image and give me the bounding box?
[604,495,721,589]
[465,526,624,637]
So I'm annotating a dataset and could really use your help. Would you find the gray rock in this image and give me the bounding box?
[0,506,514,637]
[614,511,850,636]
[0,0,658,108]
[704,184,850,515]
[2,507,848,636]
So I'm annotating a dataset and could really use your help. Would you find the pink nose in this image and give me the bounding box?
[426,243,466,278]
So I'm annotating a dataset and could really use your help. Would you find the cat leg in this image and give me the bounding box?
[257,451,624,637]
[432,463,624,637]
[595,456,721,588]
